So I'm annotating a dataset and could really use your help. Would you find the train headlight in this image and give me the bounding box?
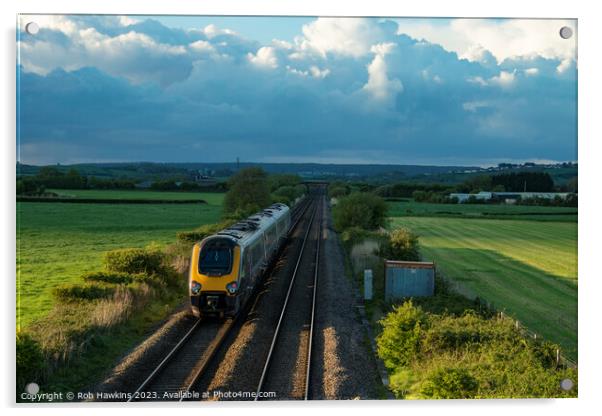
[190,280,202,295]
[226,281,239,295]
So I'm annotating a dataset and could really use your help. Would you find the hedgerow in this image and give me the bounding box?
[103,247,164,275]
[52,282,116,302]
[377,299,578,399]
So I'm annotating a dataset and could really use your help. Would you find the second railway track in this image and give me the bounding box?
[255,194,324,400]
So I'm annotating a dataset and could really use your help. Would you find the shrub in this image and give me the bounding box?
[52,283,116,302]
[329,185,349,199]
[16,332,46,390]
[420,367,479,399]
[379,228,420,261]
[82,271,135,284]
[377,289,577,399]
[332,192,388,231]
[377,301,427,369]
[103,247,164,275]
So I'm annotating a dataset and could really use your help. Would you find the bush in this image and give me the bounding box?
[16,332,46,390]
[420,367,479,399]
[332,192,388,231]
[377,301,427,369]
[104,247,165,275]
[376,295,577,399]
[82,271,136,284]
[329,185,349,199]
[52,283,116,302]
[379,228,420,261]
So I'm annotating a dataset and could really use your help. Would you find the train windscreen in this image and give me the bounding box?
[198,239,234,276]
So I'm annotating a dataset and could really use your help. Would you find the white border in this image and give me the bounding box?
[3,1,601,416]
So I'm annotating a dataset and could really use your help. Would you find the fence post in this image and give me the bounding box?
[515,320,519,330]
[556,349,560,366]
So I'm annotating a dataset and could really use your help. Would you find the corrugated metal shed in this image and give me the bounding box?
[385,260,435,300]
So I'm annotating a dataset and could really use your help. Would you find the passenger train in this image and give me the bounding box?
[188,203,291,318]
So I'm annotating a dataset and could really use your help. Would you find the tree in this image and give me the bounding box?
[223,167,271,217]
[269,174,301,192]
[332,192,388,231]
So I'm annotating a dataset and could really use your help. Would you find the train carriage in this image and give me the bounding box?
[189,203,291,318]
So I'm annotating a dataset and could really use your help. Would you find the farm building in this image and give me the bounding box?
[450,191,573,204]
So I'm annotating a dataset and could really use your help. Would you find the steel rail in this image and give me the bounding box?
[304,197,322,400]
[254,198,319,401]
[178,318,235,401]
[127,318,203,402]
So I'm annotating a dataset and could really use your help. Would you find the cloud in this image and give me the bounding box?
[396,18,577,64]
[489,70,516,87]
[16,15,577,166]
[362,43,403,104]
[247,46,279,69]
[295,17,394,58]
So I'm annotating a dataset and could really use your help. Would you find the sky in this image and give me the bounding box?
[16,15,577,166]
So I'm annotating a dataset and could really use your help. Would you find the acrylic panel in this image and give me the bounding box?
[16,14,578,403]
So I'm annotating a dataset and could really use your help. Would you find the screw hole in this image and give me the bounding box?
[559,26,573,40]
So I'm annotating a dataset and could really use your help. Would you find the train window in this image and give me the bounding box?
[198,238,234,276]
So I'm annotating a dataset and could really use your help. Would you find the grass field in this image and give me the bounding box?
[387,200,577,222]
[16,199,223,329]
[49,189,225,205]
[389,216,578,358]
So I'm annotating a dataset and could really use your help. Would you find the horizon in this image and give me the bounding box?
[17,159,577,170]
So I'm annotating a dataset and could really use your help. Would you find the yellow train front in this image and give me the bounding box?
[189,203,291,318]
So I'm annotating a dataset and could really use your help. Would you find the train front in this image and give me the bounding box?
[189,236,241,318]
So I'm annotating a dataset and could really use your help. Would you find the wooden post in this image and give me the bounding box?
[556,349,560,366]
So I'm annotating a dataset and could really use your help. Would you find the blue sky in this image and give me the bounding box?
[17,15,577,166]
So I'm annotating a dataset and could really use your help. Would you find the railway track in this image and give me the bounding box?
[255,194,323,400]
[127,195,316,402]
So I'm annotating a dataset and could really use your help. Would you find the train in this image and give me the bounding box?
[188,203,291,318]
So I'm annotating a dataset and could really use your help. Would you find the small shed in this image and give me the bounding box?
[385,260,435,301]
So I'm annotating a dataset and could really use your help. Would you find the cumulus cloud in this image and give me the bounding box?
[396,18,577,64]
[18,19,193,85]
[247,46,279,69]
[295,17,392,58]
[489,70,516,87]
[362,43,403,104]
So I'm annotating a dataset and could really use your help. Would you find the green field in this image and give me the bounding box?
[389,216,577,358]
[387,200,577,222]
[16,198,223,329]
[49,189,225,205]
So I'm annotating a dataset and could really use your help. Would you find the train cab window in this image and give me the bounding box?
[199,238,234,276]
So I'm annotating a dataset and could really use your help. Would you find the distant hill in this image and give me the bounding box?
[16,161,576,186]
[16,161,482,181]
